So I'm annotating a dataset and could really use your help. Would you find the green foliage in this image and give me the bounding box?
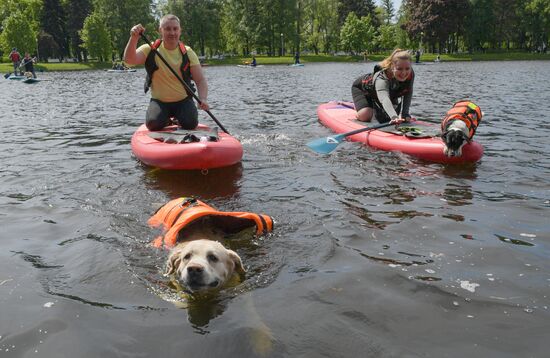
[380,0,395,24]
[464,0,495,51]
[80,11,111,61]
[41,0,68,57]
[66,0,92,60]
[167,0,221,56]
[0,11,37,55]
[340,12,376,54]
[92,0,155,58]
[0,0,548,61]
[338,0,378,26]
[378,24,397,50]
[304,0,340,55]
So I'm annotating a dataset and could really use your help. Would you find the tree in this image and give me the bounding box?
[340,12,376,54]
[41,0,68,58]
[338,0,378,26]
[93,0,154,59]
[378,24,398,50]
[380,0,395,24]
[37,30,59,60]
[303,0,339,54]
[522,0,550,51]
[462,0,494,52]
[0,11,37,55]
[403,0,470,52]
[80,11,111,61]
[66,0,92,61]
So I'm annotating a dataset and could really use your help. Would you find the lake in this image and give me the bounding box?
[0,61,548,357]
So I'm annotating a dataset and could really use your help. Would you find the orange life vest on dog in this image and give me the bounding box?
[441,100,482,139]
[148,197,274,248]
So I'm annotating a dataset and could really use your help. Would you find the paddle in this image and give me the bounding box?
[4,72,12,79]
[139,33,230,134]
[307,121,397,154]
[19,57,37,69]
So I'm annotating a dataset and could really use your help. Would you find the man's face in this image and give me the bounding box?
[159,19,181,43]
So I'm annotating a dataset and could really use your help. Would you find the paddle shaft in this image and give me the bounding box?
[19,57,37,68]
[140,33,229,134]
[338,121,395,138]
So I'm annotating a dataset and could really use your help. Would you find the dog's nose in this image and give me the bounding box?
[187,265,204,277]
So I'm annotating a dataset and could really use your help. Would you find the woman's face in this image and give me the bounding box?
[392,59,412,82]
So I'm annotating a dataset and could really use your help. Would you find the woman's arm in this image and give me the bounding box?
[375,77,399,119]
[400,76,414,119]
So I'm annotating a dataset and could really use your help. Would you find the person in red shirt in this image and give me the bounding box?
[9,48,21,76]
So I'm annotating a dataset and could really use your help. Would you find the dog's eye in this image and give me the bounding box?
[207,254,218,263]
[183,253,191,260]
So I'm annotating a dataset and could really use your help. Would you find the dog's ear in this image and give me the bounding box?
[165,250,182,276]
[227,249,246,276]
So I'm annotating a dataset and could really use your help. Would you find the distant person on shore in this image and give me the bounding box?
[415,49,421,63]
[435,54,441,62]
[123,14,209,131]
[251,56,257,67]
[351,49,414,123]
[21,53,36,78]
[294,52,300,64]
[9,48,21,76]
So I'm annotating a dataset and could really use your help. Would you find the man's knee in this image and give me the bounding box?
[145,118,167,131]
[176,100,198,129]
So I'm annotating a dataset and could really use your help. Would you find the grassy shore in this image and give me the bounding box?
[1,52,548,73]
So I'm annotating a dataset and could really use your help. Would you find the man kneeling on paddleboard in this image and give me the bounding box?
[124,14,210,131]
[351,49,415,123]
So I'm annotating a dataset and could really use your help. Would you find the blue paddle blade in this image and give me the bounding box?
[306,133,347,154]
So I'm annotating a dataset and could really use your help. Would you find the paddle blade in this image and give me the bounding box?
[306,134,346,154]
[4,72,12,79]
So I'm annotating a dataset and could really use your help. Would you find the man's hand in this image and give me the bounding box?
[198,100,210,111]
[130,24,145,39]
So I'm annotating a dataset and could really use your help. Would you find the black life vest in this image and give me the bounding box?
[144,39,194,95]
[361,64,414,106]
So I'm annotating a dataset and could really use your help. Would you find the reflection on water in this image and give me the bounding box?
[141,163,243,200]
[1,62,549,357]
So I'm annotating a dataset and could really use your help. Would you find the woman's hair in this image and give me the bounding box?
[378,49,411,70]
[160,14,180,28]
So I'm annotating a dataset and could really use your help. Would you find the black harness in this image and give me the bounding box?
[144,40,195,95]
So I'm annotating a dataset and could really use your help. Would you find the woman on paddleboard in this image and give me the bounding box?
[124,14,209,131]
[351,49,414,123]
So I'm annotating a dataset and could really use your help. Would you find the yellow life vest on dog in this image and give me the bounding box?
[441,100,482,140]
[148,197,274,248]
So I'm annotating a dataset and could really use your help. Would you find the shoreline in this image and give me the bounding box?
[2,52,548,72]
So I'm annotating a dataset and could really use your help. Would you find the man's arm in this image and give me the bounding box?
[123,24,147,65]
[190,65,209,111]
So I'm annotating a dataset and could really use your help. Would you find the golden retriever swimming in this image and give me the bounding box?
[165,237,245,293]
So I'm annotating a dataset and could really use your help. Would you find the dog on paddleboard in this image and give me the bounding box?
[441,100,482,157]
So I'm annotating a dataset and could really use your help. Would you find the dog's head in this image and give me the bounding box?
[165,239,245,293]
[442,120,470,157]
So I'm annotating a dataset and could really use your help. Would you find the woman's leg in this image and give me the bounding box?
[351,77,374,122]
[356,107,373,122]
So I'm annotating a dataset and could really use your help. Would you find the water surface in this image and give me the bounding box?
[0,61,548,357]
